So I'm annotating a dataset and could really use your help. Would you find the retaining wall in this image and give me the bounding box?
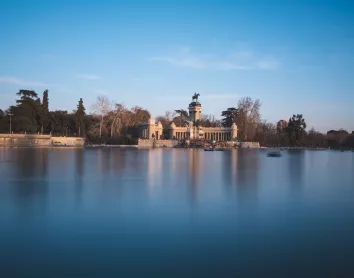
[239,142,260,148]
[138,139,179,148]
[0,134,85,147]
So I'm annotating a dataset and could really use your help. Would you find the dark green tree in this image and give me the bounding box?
[39,89,50,134]
[76,98,86,137]
[15,90,41,132]
[286,114,307,145]
[174,109,189,126]
[221,107,238,127]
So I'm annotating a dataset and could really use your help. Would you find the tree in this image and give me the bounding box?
[237,97,261,141]
[221,107,238,127]
[306,128,326,147]
[156,111,176,139]
[0,109,4,118]
[174,109,189,126]
[254,120,277,146]
[40,90,50,134]
[199,114,221,127]
[76,98,86,137]
[91,95,111,138]
[14,90,41,133]
[286,114,307,145]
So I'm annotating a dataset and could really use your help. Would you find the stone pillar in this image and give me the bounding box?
[231,123,238,140]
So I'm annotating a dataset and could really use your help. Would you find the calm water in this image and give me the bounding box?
[0,147,354,278]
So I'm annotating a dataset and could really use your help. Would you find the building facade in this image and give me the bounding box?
[139,93,238,141]
[139,117,163,139]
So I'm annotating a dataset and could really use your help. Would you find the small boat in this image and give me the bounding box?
[267,152,282,158]
[215,148,225,151]
[204,148,214,151]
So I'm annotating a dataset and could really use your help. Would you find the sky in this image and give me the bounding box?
[0,0,353,132]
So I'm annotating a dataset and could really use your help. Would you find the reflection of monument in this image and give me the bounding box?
[139,93,238,141]
[188,149,201,201]
[169,93,238,140]
[147,149,163,193]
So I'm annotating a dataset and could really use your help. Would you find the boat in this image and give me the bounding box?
[215,148,225,151]
[204,148,214,151]
[267,152,282,157]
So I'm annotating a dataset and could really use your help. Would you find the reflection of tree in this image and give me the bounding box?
[235,149,259,208]
[223,150,238,195]
[12,148,49,217]
[287,150,304,195]
[75,149,85,205]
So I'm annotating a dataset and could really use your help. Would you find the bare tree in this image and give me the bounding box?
[91,95,112,138]
[109,103,127,137]
[237,97,261,141]
[199,114,221,127]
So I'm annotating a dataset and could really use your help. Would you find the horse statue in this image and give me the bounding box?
[192,92,200,102]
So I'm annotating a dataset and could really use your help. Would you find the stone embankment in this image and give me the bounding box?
[137,139,260,149]
[0,134,85,147]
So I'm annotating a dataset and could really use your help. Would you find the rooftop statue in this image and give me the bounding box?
[192,92,200,102]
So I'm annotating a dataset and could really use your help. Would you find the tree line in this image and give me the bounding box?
[0,90,353,148]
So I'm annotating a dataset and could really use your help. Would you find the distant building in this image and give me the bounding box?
[139,93,238,141]
[277,120,288,132]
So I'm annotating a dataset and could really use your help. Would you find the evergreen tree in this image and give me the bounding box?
[174,109,189,126]
[221,107,238,127]
[15,90,41,132]
[286,114,307,145]
[41,90,50,134]
[76,98,86,137]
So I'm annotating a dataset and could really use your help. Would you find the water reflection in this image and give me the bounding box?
[222,150,237,193]
[147,149,163,194]
[287,150,305,195]
[1,148,354,277]
[75,149,85,205]
[11,148,49,217]
[235,149,259,208]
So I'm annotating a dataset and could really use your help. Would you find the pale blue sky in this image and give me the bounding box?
[1,0,353,132]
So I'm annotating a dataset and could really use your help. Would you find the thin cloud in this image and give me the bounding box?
[150,56,206,69]
[0,76,50,87]
[76,74,101,80]
[150,47,280,71]
[257,57,280,70]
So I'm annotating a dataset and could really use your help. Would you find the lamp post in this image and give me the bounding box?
[9,113,13,135]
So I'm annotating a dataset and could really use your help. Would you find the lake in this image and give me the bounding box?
[0,147,354,278]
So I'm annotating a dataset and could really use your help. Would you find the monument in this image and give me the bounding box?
[139,93,237,141]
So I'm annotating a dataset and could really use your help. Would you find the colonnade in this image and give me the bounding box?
[141,129,149,139]
[175,132,187,140]
[204,132,231,141]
